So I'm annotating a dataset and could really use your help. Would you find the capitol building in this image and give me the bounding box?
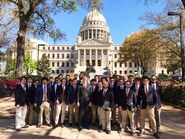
[11,4,167,77]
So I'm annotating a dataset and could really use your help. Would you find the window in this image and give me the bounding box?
[86,50,90,55]
[62,54,64,59]
[98,60,101,66]
[114,70,117,75]
[80,50,84,55]
[86,60,90,66]
[124,70,127,74]
[66,70,69,73]
[57,54,60,58]
[125,62,127,67]
[120,63,122,67]
[129,62,132,67]
[43,47,45,50]
[103,50,107,55]
[52,62,55,67]
[56,70,59,74]
[92,50,95,55]
[48,54,50,58]
[114,62,117,67]
[115,47,117,50]
[66,54,70,58]
[52,54,55,58]
[98,50,101,55]
[57,62,59,67]
[119,70,122,74]
[62,62,64,67]
[57,47,60,50]
[62,47,64,50]
[61,70,64,74]
[66,62,69,67]
[48,47,50,50]
[53,47,55,50]
[135,63,137,67]
[129,70,132,74]
[71,54,74,58]
[114,54,117,58]
[71,62,74,67]
[162,70,164,74]
[52,70,55,74]
[92,60,95,66]
[67,47,69,50]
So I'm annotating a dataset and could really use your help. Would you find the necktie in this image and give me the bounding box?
[103,89,106,96]
[145,85,149,97]
[136,85,139,96]
[126,88,129,97]
[43,85,47,100]
[83,84,86,96]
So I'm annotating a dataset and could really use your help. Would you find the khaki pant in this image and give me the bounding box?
[101,108,112,131]
[155,108,161,131]
[97,107,103,125]
[134,109,140,128]
[91,104,97,124]
[28,105,34,124]
[38,102,50,125]
[120,110,135,132]
[55,103,67,125]
[140,106,156,133]
[69,102,78,124]
[15,105,27,129]
[112,105,118,123]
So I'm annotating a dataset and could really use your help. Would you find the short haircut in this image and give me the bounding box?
[90,79,96,82]
[142,76,149,80]
[20,76,26,81]
[41,77,48,82]
[135,77,141,81]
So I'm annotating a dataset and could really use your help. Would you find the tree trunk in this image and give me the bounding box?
[15,19,27,77]
[182,0,185,8]
[181,48,185,81]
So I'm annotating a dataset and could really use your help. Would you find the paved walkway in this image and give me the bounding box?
[0,97,185,139]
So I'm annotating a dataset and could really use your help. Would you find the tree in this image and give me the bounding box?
[0,51,5,62]
[119,29,165,76]
[0,0,79,77]
[24,53,37,75]
[141,0,185,81]
[37,54,51,77]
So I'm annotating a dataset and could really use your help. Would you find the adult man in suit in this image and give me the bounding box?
[77,76,91,130]
[97,81,114,134]
[89,79,98,125]
[150,75,162,134]
[137,76,160,138]
[118,80,136,135]
[55,78,68,127]
[34,77,52,128]
[26,77,36,125]
[131,77,141,130]
[48,77,55,124]
[15,77,29,131]
[68,78,79,127]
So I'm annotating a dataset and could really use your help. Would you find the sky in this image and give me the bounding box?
[45,0,166,45]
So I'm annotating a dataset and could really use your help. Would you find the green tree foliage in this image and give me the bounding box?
[0,0,79,77]
[119,29,164,75]
[37,54,51,77]
[24,53,37,75]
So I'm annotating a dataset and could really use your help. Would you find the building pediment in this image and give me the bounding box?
[78,39,110,46]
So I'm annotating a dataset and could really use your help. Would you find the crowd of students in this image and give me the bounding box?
[14,74,162,138]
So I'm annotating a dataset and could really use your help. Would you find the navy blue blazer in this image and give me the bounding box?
[137,84,157,109]
[55,84,68,104]
[150,83,162,108]
[67,85,78,105]
[34,84,52,105]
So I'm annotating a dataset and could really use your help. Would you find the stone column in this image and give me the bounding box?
[78,49,80,66]
[101,49,103,67]
[84,49,86,66]
[95,49,98,67]
[90,49,92,64]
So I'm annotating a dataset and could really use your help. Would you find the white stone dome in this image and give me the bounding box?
[82,9,107,25]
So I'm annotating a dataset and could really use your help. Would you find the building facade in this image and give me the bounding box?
[11,4,168,77]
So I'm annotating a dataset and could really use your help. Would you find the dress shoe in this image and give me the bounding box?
[78,126,82,131]
[46,124,52,127]
[106,130,111,134]
[69,123,72,127]
[157,130,162,134]
[60,123,64,128]
[154,133,160,138]
[22,125,29,128]
[37,124,42,128]
[16,129,21,132]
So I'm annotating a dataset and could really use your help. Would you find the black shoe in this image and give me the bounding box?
[130,132,135,136]
[46,124,52,127]
[106,130,111,134]
[78,126,82,131]
[69,123,72,127]
[16,129,21,132]
[157,130,162,134]
[60,123,64,128]
[98,125,102,132]
[22,125,29,128]
[154,133,160,139]
[85,126,89,130]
